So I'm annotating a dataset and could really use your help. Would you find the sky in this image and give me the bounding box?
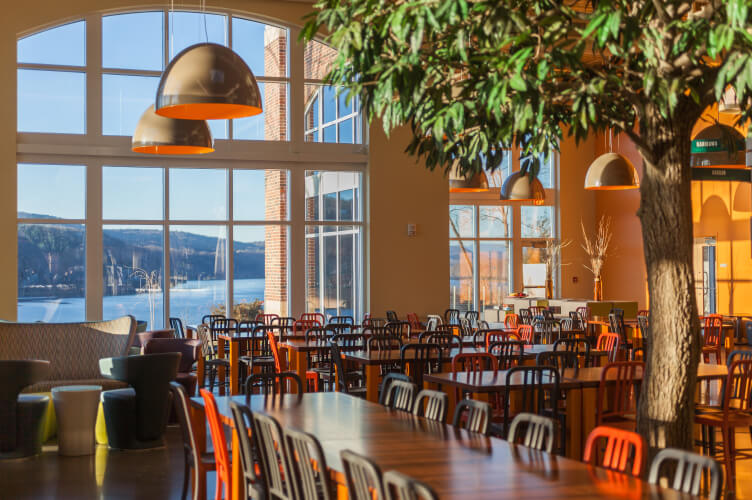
[16,12,281,243]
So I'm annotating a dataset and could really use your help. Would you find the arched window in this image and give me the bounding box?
[16,10,366,327]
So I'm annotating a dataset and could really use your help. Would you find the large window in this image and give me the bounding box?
[17,11,366,327]
[449,149,558,318]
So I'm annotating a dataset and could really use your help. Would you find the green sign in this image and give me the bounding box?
[691,137,746,153]
[691,167,751,182]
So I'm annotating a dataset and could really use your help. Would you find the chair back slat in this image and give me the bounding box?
[508,412,555,453]
[284,427,332,500]
[251,412,292,500]
[412,389,448,422]
[341,450,385,500]
[648,448,722,500]
[584,426,645,477]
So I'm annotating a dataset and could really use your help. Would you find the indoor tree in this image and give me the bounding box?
[302,0,752,453]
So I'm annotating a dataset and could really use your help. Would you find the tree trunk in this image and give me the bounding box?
[636,106,702,457]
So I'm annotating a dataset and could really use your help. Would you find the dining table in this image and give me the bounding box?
[188,392,695,500]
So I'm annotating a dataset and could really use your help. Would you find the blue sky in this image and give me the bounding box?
[17,12,282,243]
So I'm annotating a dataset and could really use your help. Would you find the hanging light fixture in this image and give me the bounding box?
[448,161,489,192]
[719,86,742,115]
[584,152,639,190]
[132,105,214,155]
[500,170,546,205]
[155,42,262,120]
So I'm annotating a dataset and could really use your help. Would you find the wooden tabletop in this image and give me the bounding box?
[189,392,690,499]
[560,363,728,388]
[424,368,583,392]
[342,347,484,365]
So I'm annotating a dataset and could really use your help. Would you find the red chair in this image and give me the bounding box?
[596,361,644,428]
[485,330,519,351]
[702,314,724,364]
[199,389,231,500]
[406,313,422,332]
[504,314,519,329]
[583,426,645,478]
[516,324,534,344]
[256,313,279,326]
[301,312,326,325]
[293,319,321,336]
[267,331,319,392]
[596,332,621,363]
[695,359,752,492]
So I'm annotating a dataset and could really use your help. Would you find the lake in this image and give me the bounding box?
[17,278,265,328]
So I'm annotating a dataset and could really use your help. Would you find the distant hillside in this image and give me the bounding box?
[18,219,266,297]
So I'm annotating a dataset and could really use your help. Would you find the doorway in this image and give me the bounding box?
[693,237,717,315]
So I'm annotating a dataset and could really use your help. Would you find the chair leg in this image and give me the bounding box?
[209,367,216,392]
[181,457,190,500]
[721,426,735,495]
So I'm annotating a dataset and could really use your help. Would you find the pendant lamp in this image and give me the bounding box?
[584,152,639,190]
[448,162,490,192]
[155,43,262,120]
[500,171,546,205]
[132,105,214,155]
[719,86,741,115]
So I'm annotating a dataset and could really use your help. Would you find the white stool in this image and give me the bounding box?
[52,385,102,456]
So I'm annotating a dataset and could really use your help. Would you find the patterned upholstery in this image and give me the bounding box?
[0,316,136,393]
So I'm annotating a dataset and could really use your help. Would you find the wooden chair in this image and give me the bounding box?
[488,341,525,369]
[251,411,294,500]
[596,332,621,363]
[283,427,334,500]
[228,401,267,500]
[170,382,215,500]
[341,449,386,500]
[505,313,520,329]
[516,324,534,344]
[198,389,231,500]
[702,314,724,364]
[648,448,723,500]
[596,361,644,428]
[695,359,752,493]
[383,470,439,500]
[452,399,491,435]
[412,390,448,422]
[508,412,555,453]
[583,426,645,478]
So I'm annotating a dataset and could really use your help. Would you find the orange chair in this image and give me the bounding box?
[199,389,231,500]
[256,313,279,326]
[596,332,621,363]
[596,361,644,427]
[293,319,321,336]
[583,426,645,478]
[702,314,724,364]
[516,324,534,344]
[300,312,326,325]
[504,314,519,329]
[267,330,319,392]
[695,359,752,492]
[485,330,519,351]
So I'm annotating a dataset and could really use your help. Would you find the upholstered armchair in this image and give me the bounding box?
[142,338,201,396]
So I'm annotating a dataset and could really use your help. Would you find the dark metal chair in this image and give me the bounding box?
[399,343,442,388]
[452,399,491,435]
[244,372,303,399]
[283,426,334,500]
[251,411,293,500]
[170,317,186,339]
[386,310,399,323]
[444,308,460,326]
[553,338,591,367]
[502,366,562,452]
[488,340,525,369]
[507,412,555,453]
[228,402,267,500]
[329,342,367,397]
[536,351,579,373]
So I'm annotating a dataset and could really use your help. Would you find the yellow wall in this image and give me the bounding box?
[1,0,450,321]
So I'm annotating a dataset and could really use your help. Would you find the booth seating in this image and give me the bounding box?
[0,360,51,458]
[99,353,180,450]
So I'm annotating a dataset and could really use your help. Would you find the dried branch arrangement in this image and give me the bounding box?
[581,216,613,278]
[544,239,571,277]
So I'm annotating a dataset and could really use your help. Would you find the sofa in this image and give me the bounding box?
[0,315,137,393]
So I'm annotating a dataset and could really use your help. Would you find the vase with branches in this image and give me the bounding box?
[543,239,571,299]
[581,216,613,301]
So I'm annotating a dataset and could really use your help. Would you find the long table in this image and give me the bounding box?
[188,392,693,500]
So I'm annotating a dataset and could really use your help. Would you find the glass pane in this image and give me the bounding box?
[18,21,86,66]
[339,91,353,116]
[103,225,164,329]
[18,69,85,134]
[479,206,511,238]
[304,39,337,80]
[482,150,511,188]
[305,171,361,221]
[102,74,159,136]
[169,169,227,220]
[103,167,163,220]
[523,246,547,291]
[233,169,288,221]
[479,242,510,315]
[537,153,554,189]
[449,205,475,238]
[169,225,227,325]
[323,86,336,122]
[338,119,353,144]
[232,17,287,77]
[233,225,286,319]
[169,11,227,60]
[233,83,288,141]
[208,120,228,141]
[103,12,163,71]
[521,206,553,238]
[18,223,85,322]
[305,225,361,318]
[323,125,336,143]
[18,164,85,219]
[449,240,474,312]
